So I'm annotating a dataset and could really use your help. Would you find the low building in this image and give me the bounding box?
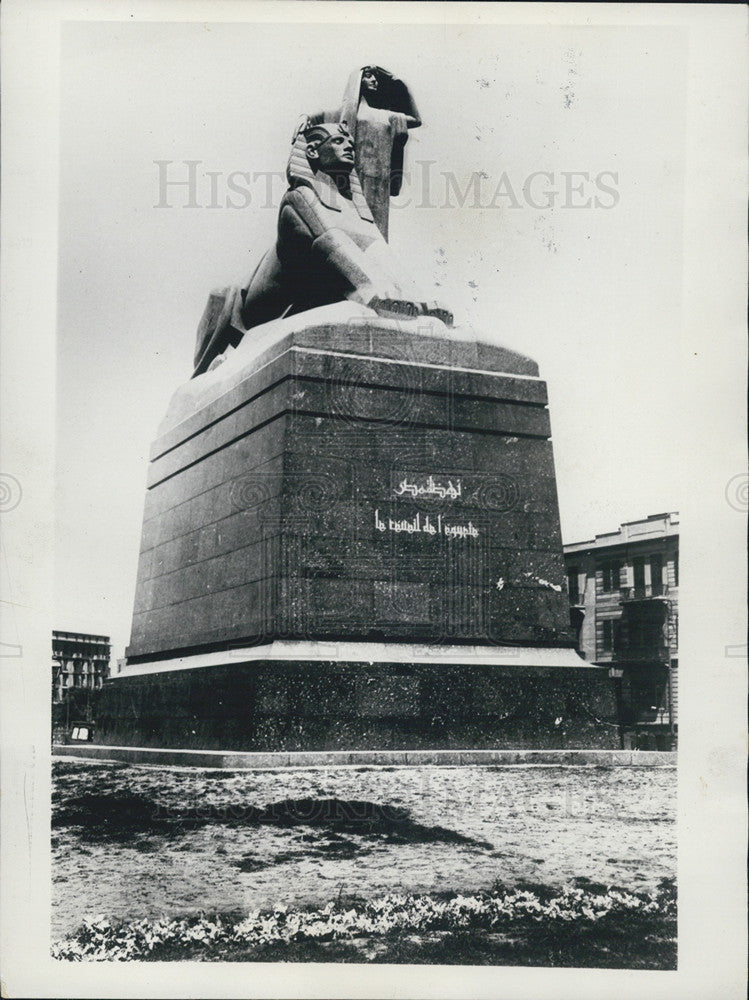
[52,630,111,704]
[563,513,678,750]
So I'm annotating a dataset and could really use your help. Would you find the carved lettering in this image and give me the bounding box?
[374,508,478,538]
[393,474,463,500]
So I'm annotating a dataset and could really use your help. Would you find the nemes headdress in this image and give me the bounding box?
[287,117,374,222]
[303,120,351,151]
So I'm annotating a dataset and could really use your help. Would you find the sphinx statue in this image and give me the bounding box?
[193,119,451,377]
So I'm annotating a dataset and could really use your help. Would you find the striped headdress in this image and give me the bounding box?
[287,117,374,222]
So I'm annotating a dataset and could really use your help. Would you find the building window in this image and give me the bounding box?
[567,568,580,604]
[632,557,646,596]
[601,560,621,593]
[650,553,663,596]
[627,621,665,656]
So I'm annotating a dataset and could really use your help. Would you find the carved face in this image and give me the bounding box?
[307,126,355,174]
[361,68,379,95]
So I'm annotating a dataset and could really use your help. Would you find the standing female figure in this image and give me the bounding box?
[308,66,421,240]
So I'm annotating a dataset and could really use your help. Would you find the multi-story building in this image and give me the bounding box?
[52,630,111,704]
[563,512,678,750]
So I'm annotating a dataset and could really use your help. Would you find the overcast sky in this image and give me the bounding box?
[56,19,687,657]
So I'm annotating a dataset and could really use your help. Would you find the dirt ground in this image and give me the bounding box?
[52,760,675,942]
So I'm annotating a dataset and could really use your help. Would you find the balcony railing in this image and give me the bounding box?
[53,651,111,662]
[613,643,670,663]
[620,584,670,602]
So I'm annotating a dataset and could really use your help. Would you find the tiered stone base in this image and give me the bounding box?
[111,306,617,752]
[100,643,619,751]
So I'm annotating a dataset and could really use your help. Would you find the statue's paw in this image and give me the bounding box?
[420,301,454,326]
[369,296,421,319]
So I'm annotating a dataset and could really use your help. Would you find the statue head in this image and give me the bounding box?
[287,116,374,222]
[354,65,419,120]
[304,122,355,175]
[361,66,380,96]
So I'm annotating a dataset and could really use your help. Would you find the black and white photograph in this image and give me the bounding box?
[0,2,746,997]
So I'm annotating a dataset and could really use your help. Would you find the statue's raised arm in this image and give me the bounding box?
[308,66,420,240]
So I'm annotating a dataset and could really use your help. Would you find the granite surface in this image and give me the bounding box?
[99,658,618,751]
[126,321,571,661]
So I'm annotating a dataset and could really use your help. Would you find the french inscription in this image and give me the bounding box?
[374,509,479,539]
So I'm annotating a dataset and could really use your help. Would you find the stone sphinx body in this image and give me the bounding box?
[193,121,450,377]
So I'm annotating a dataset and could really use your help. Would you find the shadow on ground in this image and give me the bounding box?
[53,792,493,849]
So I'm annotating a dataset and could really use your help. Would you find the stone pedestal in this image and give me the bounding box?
[102,642,617,751]
[103,304,618,749]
